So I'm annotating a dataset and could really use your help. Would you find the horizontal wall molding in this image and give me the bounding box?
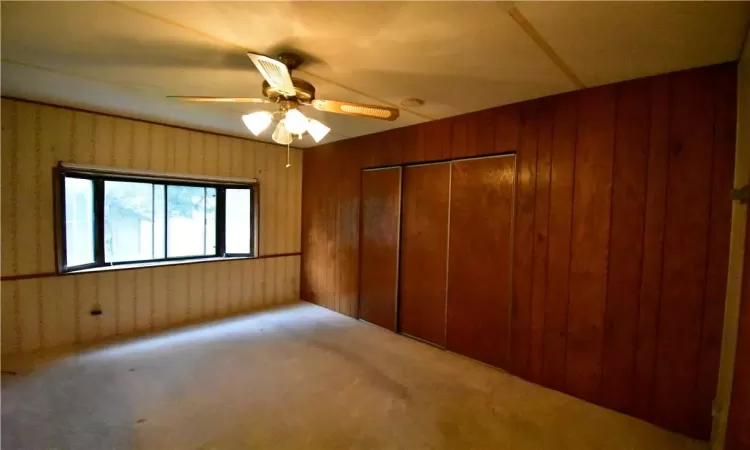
[0,252,301,282]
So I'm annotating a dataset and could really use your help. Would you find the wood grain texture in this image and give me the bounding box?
[541,93,577,391]
[299,63,737,440]
[529,100,553,383]
[510,102,539,377]
[0,98,302,356]
[358,168,401,331]
[446,155,515,369]
[652,68,716,437]
[600,79,650,414]
[632,74,670,421]
[399,163,450,346]
[566,84,616,404]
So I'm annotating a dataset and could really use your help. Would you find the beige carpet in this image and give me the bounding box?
[2,302,706,450]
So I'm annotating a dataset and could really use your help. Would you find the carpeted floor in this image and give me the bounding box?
[1,302,706,450]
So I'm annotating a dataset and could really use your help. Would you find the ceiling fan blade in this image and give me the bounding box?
[311,99,400,121]
[167,96,269,103]
[247,53,296,97]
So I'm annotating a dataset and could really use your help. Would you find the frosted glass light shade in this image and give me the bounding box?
[272,120,293,145]
[307,119,331,143]
[241,111,272,136]
[284,108,308,136]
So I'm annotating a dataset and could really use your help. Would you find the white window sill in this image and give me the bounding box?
[67,256,252,274]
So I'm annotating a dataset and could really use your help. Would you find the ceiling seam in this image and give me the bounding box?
[504,3,586,90]
[108,1,435,121]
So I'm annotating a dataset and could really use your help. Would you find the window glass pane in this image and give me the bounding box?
[225,188,252,254]
[205,188,217,255]
[153,185,165,259]
[167,185,209,258]
[64,177,95,267]
[104,180,155,263]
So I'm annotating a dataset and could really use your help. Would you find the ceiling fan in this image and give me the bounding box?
[168,52,400,145]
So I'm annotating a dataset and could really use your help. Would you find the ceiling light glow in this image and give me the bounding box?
[241,111,273,136]
[307,119,331,143]
[284,108,309,136]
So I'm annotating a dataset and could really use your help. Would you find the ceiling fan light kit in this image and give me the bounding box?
[168,51,400,148]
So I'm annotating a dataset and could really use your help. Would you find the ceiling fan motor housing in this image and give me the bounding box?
[262,78,316,104]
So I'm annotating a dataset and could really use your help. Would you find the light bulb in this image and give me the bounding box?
[272,120,293,145]
[307,119,331,143]
[241,111,272,136]
[284,108,308,135]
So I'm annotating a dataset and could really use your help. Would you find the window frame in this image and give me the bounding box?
[56,168,258,274]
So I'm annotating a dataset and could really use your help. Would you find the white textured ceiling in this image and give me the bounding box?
[2,1,749,148]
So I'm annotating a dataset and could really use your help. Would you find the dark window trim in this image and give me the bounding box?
[55,167,258,274]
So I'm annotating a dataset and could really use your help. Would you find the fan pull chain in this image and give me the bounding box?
[286,142,291,168]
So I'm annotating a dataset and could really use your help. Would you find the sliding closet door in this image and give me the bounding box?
[359,167,402,330]
[399,163,450,346]
[446,155,515,369]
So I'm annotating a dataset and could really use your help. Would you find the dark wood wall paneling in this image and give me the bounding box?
[300,63,737,440]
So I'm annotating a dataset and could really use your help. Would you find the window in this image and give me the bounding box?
[59,169,256,273]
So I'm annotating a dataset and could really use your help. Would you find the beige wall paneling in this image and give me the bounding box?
[39,106,60,274]
[115,270,136,335]
[131,121,151,171]
[2,282,19,355]
[151,266,169,330]
[149,124,167,173]
[96,271,117,339]
[17,279,41,353]
[189,131,204,175]
[16,102,40,276]
[169,264,189,326]
[2,101,18,277]
[1,98,302,356]
[135,268,152,332]
[187,262,203,322]
[254,258,267,308]
[202,260,218,319]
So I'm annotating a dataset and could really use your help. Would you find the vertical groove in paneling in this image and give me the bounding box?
[653,68,717,437]
[510,102,539,377]
[132,122,150,171]
[529,100,554,383]
[632,74,670,420]
[17,102,40,275]
[601,79,651,414]
[2,281,20,355]
[542,93,577,391]
[2,100,19,276]
[566,84,617,404]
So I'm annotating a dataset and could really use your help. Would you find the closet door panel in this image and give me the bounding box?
[446,155,515,368]
[399,163,450,346]
[359,167,401,330]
